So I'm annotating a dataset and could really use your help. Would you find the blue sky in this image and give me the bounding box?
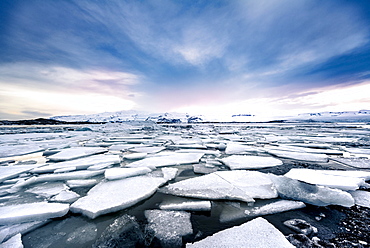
[1,0,370,120]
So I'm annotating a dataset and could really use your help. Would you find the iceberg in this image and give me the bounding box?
[160,171,278,204]
[47,147,107,161]
[221,155,283,170]
[0,202,69,225]
[0,233,23,248]
[105,167,152,180]
[145,210,192,247]
[186,217,294,248]
[159,198,211,211]
[284,168,369,191]
[269,174,355,207]
[70,176,165,218]
[126,152,204,168]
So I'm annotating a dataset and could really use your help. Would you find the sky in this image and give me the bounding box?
[1,0,370,120]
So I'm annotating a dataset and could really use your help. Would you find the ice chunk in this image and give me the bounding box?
[93,214,144,248]
[161,168,179,181]
[0,164,43,183]
[128,146,165,154]
[345,147,370,155]
[193,164,218,174]
[175,149,221,156]
[225,143,262,154]
[160,171,278,204]
[48,147,107,161]
[66,179,98,188]
[0,221,48,244]
[127,152,204,168]
[221,155,283,170]
[284,168,369,191]
[50,189,80,203]
[32,154,119,173]
[0,202,69,225]
[0,233,23,248]
[159,198,211,211]
[0,144,44,159]
[350,190,370,208]
[105,167,152,180]
[70,176,165,218]
[26,182,68,198]
[269,174,355,207]
[331,157,370,169]
[186,217,294,248]
[266,149,328,162]
[220,199,305,223]
[283,219,318,236]
[122,153,147,160]
[145,210,192,247]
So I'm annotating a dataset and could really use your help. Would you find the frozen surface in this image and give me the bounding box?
[186,217,294,248]
[50,189,80,203]
[126,152,204,168]
[193,163,218,174]
[160,171,277,204]
[32,154,120,173]
[269,174,355,207]
[225,143,262,154]
[25,182,68,198]
[105,167,152,180]
[122,153,147,160]
[332,157,370,168]
[0,233,23,248]
[0,144,44,159]
[285,168,369,191]
[48,147,107,161]
[159,198,211,211]
[0,202,69,225]
[0,164,43,183]
[221,155,282,170]
[66,179,98,188]
[266,149,329,162]
[145,210,192,248]
[71,176,165,218]
[129,146,166,154]
[161,168,179,181]
[350,190,370,208]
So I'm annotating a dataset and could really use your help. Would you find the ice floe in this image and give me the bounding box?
[221,155,283,170]
[265,149,329,162]
[186,217,294,248]
[350,190,370,208]
[0,144,44,159]
[225,143,262,154]
[159,198,211,211]
[269,174,355,207]
[121,153,147,160]
[104,167,152,180]
[0,233,23,248]
[0,164,44,183]
[331,157,370,169]
[50,189,80,203]
[26,182,68,198]
[66,179,98,188]
[70,176,165,218]
[47,147,107,161]
[0,202,69,225]
[284,168,370,191]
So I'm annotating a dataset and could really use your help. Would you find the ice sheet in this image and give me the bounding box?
[186,217,294,248]
[221,155,282,170]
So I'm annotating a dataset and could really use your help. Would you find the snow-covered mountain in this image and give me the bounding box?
[50,110,370,123]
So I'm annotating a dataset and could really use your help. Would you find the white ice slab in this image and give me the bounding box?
[0,144,44,159]
[225,143,262,154]
[50,189,80,203]
[128,146,166,154]
[105,167,152,180]
[126,152,204,169]
[269,174,355,207]
[26,182,68,198]
[161,168,179,181]
[66,179,98,188]
[159,198,211,211]
[145,210,192,247]
[186,217,294,248]
[70,176,165,218]
[0,233,23,248]
[0,164,43,183]
[122,153,147,160]
[285,168,369,191]
[0,202,69,225]
[331,157,370,169]
[33,154,120,173]
[350,190,370,208]
[221,155,282,170]
[265,149,328,162]
[48,147,107,161]
[160,171,277,204]
[345,148,370,155]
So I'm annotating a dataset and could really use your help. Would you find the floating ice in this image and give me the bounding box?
[48,147,107,161]
[176,149,221,156]
[331,157,370,169]
[161,168,179,181]
[0,144,44,159]
[159,198,211,211]
[0,233,23,248]
[0,202,69,225]
[186,217,294,248]
[225,143,262,154]
[160,171,278,204]
[345,147,370,155]
[269,174,355,207]
[220,199,306,223]
[33,154,120,173]
[66,179,98,188]
[350,190,370,208]
[93,214,144,248]
[26,182,68,198]
[284,168,369,191]
[126,152,204,169]
[122,153,147,160]
[105,167,152,180]
[50,189,80,203]
[0,164,43,183]
[283,219,318,236]
[145,210,192,247]
[193,164,218,174]
[265,149,329,162]
[221,155,283,170]
[128,146,166,154]
[70,176,165,218]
